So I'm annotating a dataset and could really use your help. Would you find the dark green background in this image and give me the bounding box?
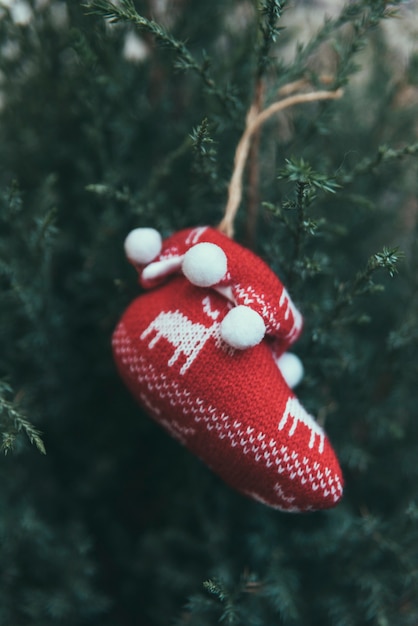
[1,1,417,624]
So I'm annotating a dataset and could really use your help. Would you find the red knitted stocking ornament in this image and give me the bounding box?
[112,226,343,511]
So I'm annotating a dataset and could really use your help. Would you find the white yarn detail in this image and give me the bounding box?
[278,397,325,453]
[113,323,343,511]
[185,226,209,245]
[141,256,183,282]
[113,322,343,510]
[140,306,224,375]
[234,283,302,341]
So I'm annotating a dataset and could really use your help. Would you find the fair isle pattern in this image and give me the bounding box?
[279,397,325,453]
[114,226,343,511]
[137,226,304,353]
[185,226,209,246]
[112,290,343,511]
[140,309,221,375]
[139,295,229,375]
[233,283,302,344]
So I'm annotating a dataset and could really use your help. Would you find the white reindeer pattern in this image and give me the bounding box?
[140,296,222,375]
[278,397,325,453]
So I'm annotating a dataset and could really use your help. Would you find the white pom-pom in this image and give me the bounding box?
[276,352,304,389]
[124,228,162,265]
[220,306,266,350]
[182,243,227,287]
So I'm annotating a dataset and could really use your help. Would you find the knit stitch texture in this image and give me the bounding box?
[112,227,343,511]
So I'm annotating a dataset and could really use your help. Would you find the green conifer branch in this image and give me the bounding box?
[337,142,418,185]
[87,134,196,214]
[85,183,133,203]
[0,184,58,325]
[85,0,239,116]
[202,578,242,624]
[1,1,418,623]
[140,134,193,211]
[203,578,228,602]
[33,207,58,251]
[330,247,403,326]
[282,0,402,87]
[0,382,46,455]
[256,0,287,78]
[190,119,216,163]
[275,157,339,282]
[190,118,223,195]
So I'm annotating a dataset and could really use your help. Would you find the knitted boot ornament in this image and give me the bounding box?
[112,226,343,511]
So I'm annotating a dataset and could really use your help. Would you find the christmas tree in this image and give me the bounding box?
[1,1,418,624]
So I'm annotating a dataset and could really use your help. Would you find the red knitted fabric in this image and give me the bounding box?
[112,226,343,511]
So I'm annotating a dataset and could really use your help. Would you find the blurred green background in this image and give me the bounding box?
[1,1,418,624]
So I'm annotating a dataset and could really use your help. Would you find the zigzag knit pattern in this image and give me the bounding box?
[112,227,343,511]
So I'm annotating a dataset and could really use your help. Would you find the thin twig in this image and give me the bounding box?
[218,103,259,238]
[277,78,310,97]
[277,74,334,97]
[218,87,343,238]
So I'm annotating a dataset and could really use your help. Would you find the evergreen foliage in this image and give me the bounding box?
[0,0,417,624]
